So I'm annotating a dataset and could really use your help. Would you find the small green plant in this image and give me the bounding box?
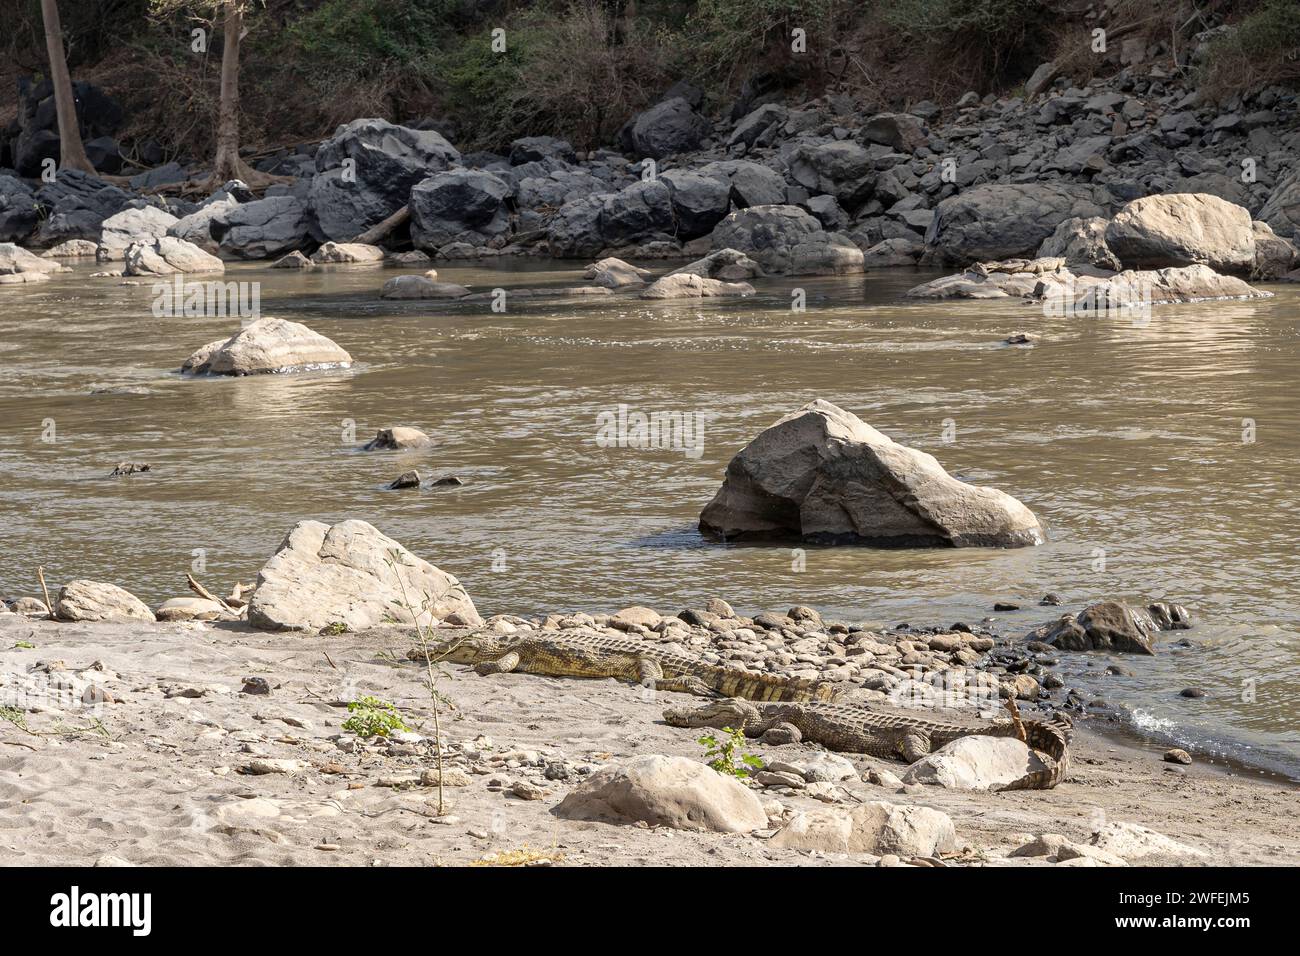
[0,705,29,733]
[11,640,35,649]
[342,695,411,738]
[698,726,764,778]
[320,621,349,636]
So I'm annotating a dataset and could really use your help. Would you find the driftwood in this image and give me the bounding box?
[186,573,238,614]
[352,205,409,245]
[36,566,54,619]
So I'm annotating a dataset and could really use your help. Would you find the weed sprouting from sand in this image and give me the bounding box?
[698,726,763,778]
[383,549,467,819]
[320,621,350,636]
[342,695,411,738]
[0,705,30,733]
[10,641,35,650]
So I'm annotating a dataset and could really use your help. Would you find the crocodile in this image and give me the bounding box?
[409,627,839,703]
[662,697,1073,790]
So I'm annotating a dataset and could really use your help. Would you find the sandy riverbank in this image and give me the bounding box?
[1,615,1295,867]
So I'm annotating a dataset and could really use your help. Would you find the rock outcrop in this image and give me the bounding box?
[212,196,311,259]
[1104,193,1255,274]
[0,242,67,283]
[97,205,178,261]
[640,273,755,299]
[925,183,1110,263]
[247,519,480,632]
[699,399,1044,548]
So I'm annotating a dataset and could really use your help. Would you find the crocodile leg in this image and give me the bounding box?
[474,650,521,676]
[899,730,933,762]
[638,658,718,697]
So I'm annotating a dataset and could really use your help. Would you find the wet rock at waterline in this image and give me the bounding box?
[0,242,68,283]
[123,236,225,276]
[55,580,155,623]
[309,241,385,265]
[709,205,863,276]
[247,518,481,632]
[584,257,651,289]
[181,318,351,376]
[379,275,471,300]
[272,251,313,269]
[1025,600,1190,655]
[699,399,1044,548]
[387,470,422,490]
[41,239,99,258]
[924,183,1110,263]
[362,427,433,451]
[640,273,755,299]
[166,194,238,254]
[667,247,764,281]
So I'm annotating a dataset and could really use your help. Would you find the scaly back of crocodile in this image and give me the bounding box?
[439,628,838,703]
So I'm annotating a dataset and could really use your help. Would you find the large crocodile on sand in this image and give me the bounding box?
[663,697,1073,790]
[409,628,838,703]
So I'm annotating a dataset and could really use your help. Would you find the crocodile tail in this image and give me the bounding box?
[1000,713,1074,791]
[716,670,840,703]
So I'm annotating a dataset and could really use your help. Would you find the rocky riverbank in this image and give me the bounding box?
[3,51,1298,295]
[1,611,1295,867]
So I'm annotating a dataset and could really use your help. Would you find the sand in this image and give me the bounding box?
[1,614,1296,867]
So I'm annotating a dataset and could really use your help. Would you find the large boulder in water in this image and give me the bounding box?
[182,318,351,375]
[926,183,1110,264]
[247,519,481,632]
[307,118,460,241]
[167,194,239,253]
[409,169,511,251]
[709,205,863,275]
[1104,193,1256,274]
[699,399,1044,547]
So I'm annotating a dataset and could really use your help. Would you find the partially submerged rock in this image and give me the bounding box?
[272,250,313,269]
[361,427,433,450]
[710,205,863,276]
[379,275,471,300]
[584,257,652,289]
[553,754,767,833]
[41,238,99,258]
[182,318,352,376]
[667,247,764,281]
[55,580,155,623]
[309,241,385,264]
[640,273,755,299]
[699,399,1044,548]
[247,518,480,632]
[0,242,67,283]
[1027,600,1177,655]
[123,236,225,275]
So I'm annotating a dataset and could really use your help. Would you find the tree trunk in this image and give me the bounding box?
[211,0,254,184]
[40,0,97,175]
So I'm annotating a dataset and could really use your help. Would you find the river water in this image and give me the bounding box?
[2,259,1297,778]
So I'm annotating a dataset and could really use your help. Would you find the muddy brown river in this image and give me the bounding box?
[2,260,1297,778]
